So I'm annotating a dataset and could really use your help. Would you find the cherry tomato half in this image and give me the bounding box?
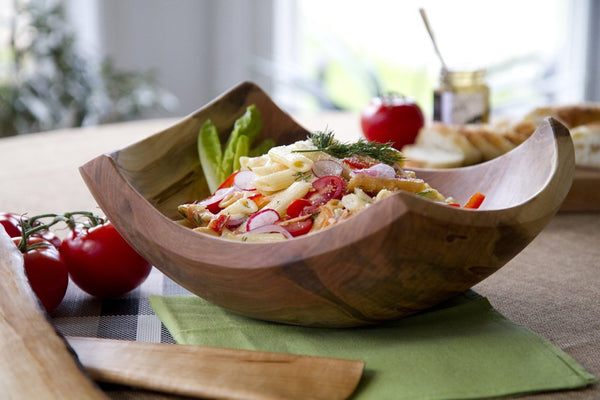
[286,198,314,218]
[360,93,424,150]
[342,155,375,170]
[59,222,152,298]
[12,237,69,313]
[281,218,313,237]
[307,175,346,206]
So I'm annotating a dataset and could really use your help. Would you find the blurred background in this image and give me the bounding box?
[0,0,598,136]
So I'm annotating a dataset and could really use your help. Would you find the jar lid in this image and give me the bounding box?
[441,69,487,87]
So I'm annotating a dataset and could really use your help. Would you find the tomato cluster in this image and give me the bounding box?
[1,212,152,313]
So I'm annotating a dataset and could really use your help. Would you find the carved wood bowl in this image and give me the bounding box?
[79,81,575,327]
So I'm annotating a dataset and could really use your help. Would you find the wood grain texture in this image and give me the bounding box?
[0,228,108,399]
[67,336,364,400]
[79,81,575,328]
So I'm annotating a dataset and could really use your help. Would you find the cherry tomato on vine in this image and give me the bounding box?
[1,212,22,237]
[360,93,425,150]
[0,212,62,247]
[59,221,152,298]
[12,236,69,313]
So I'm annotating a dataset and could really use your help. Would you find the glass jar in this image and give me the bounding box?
[433,69,490,124]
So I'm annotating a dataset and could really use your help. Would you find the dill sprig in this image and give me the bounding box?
[294,130,403,166]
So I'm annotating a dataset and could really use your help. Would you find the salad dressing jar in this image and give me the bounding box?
[433,69,490,124]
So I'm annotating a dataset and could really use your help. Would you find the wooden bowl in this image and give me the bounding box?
[79,81,575,327]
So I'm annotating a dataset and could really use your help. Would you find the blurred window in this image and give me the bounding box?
[272,0,597,119]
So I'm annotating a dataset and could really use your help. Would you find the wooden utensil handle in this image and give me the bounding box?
[0,228,108,399]
[67,336,364,400]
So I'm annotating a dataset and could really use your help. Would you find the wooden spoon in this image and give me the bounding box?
[67,336,364,400]
[0,228,364,400]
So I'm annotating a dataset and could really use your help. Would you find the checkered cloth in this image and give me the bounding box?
[51,267,189,344]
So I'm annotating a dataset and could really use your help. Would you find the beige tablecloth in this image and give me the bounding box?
[0,113,598,399]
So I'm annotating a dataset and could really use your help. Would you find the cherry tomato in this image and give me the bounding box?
[31,226,62,248]
[342,156,375,170]
[208,214,230,233]
[0,212,61,247]
[59,221,152,298]
[12,237,69,313]
[360,93,425,150]
[281,218,313,237]
[286,198,314,218]
[307,175,346,206]
[1,212,22,237]
[203,191,228,214]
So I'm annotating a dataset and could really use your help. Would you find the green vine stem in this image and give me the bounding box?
[16,211,106,253]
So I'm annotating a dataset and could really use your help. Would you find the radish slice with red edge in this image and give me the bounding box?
[312,159,343,177]
[198,186,235,207]
[352,163,395,179]
[245,224,294,239]
[226,216,246,230]
[246,209,280,231]
[234,170,258,191]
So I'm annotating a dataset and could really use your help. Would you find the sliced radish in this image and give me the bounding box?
[352,163,395,179]
[226,216,246,230]
[246,209,280,231]
[234,170,258,191]
[246,224,294,239]
[198,186,236,211]
[312,159,343,177]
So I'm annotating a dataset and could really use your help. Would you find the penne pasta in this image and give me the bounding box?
[263,181,312,215]
[249,160,288,176]
[341,189,373,212]
[253,168,299,192]
[240,154,269,170]
[268,144,314,172]
[220,197,259,218]
[181,129,460,241]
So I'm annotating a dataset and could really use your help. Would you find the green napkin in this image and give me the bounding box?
[149,292,596,400]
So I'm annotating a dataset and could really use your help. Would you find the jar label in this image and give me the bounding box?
[434,92,488,124]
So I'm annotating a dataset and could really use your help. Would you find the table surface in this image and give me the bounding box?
[1,113,598,400]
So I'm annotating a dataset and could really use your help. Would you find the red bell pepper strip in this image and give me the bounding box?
[463,192,485,209]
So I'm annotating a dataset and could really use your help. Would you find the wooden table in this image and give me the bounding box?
[1,113,598,399]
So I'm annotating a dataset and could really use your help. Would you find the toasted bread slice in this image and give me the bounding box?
[459,124,517,161]
[571,122,600,168]
[415,122,483,165]
[402,144,465,168]
[524,104,600,128]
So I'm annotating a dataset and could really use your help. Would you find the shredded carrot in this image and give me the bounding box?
[463,192,485,209]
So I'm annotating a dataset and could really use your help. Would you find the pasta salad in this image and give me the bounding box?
[178,131,460,242]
